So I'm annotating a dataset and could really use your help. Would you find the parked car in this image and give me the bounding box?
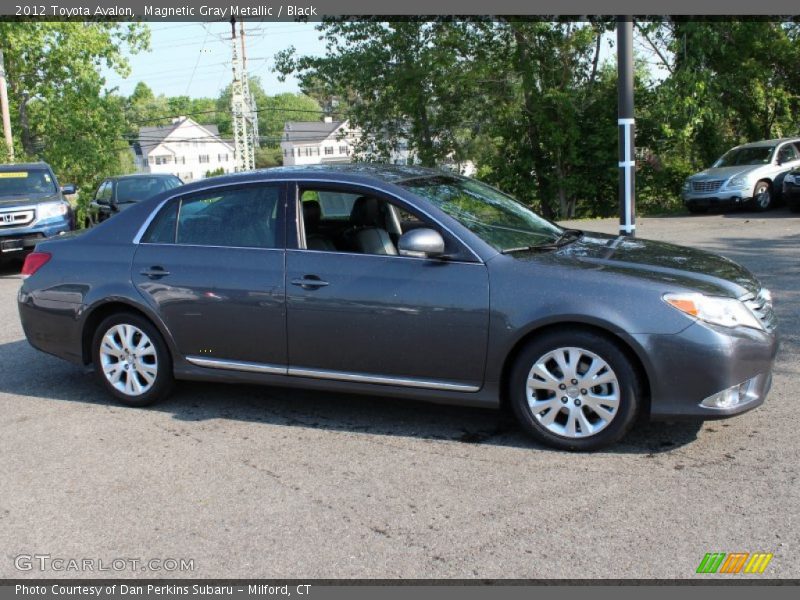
[18,165,778,450]
[782,168,800,212]
[682,138,800,213]
[0,162,75,258]
[88,174,182,225]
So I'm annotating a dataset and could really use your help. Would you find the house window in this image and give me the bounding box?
[339,145,348,155]
[199,155,210,164]
[154,156,171,165]
[305,148,312,157]
[177,157,185,165]
[143,158,149,167]
[217,153,229,162]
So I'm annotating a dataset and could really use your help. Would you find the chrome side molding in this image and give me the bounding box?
[186,356,479,392]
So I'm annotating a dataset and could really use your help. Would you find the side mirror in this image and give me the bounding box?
[60,184,76,195]
[398,228,446,258]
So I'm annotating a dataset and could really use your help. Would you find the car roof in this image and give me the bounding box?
[735,138,800,149]
[105,173,181,182]
[171,163,452,196]
[0,162,52,171]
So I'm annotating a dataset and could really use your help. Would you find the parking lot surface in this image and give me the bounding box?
[1,210,798,579]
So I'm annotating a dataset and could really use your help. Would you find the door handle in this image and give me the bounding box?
[140,266,170,279]
[291,276,329,289]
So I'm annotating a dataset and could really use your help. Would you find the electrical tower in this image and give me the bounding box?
[230,18,256,172]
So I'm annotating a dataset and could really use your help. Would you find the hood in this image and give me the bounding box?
[529,233,760,298]
[0,192,62,209]
[690,165,761,180]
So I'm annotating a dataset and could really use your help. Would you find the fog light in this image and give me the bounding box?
[700,378,757,409]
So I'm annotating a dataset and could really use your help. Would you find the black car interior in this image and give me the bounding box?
[300,190,429,255]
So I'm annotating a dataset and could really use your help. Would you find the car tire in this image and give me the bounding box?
[752,180,773,211]
[508,329,641,451]
[687,205,707,214]
[92,312,174,407]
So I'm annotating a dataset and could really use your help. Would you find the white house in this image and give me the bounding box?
[280,117,357,166]
[280,117,474,175]
[134,117,234,183]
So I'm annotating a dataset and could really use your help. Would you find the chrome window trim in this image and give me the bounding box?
[290,178,484,264]
[286,247,480,267]
[186,356,479,392]
[133,197,171,244]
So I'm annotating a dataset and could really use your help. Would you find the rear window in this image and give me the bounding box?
[116,177,181,204]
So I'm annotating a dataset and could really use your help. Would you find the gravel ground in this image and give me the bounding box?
[0,208,798,580]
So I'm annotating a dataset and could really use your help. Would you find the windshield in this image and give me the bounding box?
[714,146,775,167]
[116,177,181,203]
[401,176,562,251]
[0,170,58,196]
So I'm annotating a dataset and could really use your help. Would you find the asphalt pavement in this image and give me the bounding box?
[1,209,798,579]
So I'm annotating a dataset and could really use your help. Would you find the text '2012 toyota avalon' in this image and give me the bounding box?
[17,165,778,450]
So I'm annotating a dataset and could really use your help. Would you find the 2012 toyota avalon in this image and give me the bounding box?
[17,165,778,450]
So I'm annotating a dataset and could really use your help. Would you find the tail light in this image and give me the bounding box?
[21,252,51,278]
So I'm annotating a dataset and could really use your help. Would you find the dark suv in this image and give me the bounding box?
[88,174,182,225]
[0,162,75,257]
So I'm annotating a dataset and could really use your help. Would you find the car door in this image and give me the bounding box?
[93,181,113,222]
[285,182,490,391]
[132,182,287,370]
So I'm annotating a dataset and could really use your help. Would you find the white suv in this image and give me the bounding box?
[682,138,800,213]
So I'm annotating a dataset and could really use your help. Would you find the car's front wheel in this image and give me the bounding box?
[92,313,174,407]
[752,180,773,211]
[509,330,641,451]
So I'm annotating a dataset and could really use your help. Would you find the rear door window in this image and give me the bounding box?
[142,184,283,249]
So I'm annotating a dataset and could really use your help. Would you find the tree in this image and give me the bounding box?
[0,22,149,191]
[276,19,487,167]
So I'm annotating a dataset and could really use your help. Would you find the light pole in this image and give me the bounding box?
[617,17,635,237]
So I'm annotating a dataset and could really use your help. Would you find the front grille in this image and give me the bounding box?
[745,288,777,332]
[692,180,724,193]
[0,209,35,228]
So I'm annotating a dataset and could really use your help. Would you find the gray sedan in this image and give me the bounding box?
[17,165,778,450]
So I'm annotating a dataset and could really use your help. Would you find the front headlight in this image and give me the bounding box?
[37,201,69,220]
[663,292,763,330]
[682,179,692,192]
[726,175,748,189]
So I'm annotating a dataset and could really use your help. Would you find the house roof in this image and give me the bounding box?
[283,120,346,144]
[135,118,229,156]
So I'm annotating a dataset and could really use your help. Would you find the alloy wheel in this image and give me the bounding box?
[525,346,620,438]
[98,324,159,396]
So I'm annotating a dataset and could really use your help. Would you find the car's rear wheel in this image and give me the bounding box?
[752,180,773,211]
[92,313,173,407]
[509,330,641,451]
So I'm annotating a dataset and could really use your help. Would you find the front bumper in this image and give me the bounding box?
[634,320,778,420]
[682,190,751,209]
[0,219,71,253]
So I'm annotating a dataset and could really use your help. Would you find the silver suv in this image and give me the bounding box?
[682,138,800,213]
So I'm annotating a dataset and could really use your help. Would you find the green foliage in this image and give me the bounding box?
[204,167,225,178]
[0,22,149,195]
[277,18,800,219]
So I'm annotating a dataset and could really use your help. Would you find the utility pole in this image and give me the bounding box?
[240,22,259,157]
[617,17,635,237]
[230,17,255,172]
[0,50,14,162]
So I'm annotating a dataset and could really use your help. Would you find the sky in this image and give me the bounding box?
[102,22,664,101]
[102,21,329,99]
